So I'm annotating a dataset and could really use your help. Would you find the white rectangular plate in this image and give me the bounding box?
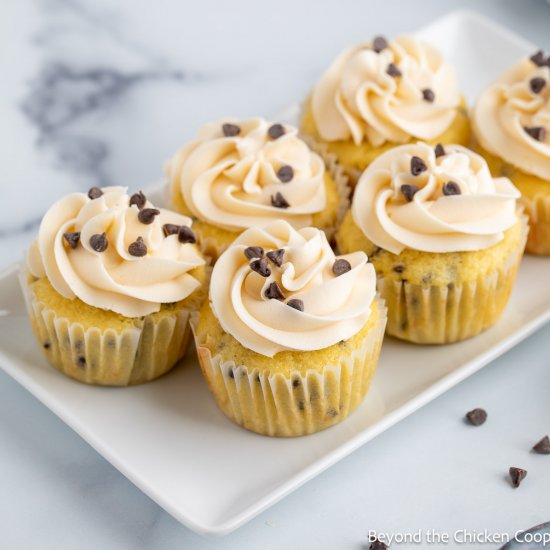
[0,10,547,537]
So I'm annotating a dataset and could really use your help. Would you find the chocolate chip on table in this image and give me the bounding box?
[529,77,546,94]
[89,232,108,252]
[393,264,405,273]
[271,192,290,208]
[369,539,388,550]
[386,63,402,77]
[465,407,487,426]
[533,435,550,454]
[178,225,197,244]
[129,191,147,210]
[87,186,103,200]
[333,258,352,276]
[277,165,294,183]
[524,126,546,141]
[372,35,388,53]
[410,155,427,176]
[530,50,547,67]
[138,208,160,225]
[63,231,80,249]
[287,298,304,312]
[162,223,180,237]
[267,123,285,139]
[266,248,285,267]
[434,143,446,158]
[442,181,461,196]
[250,258,271,277]
[422,88,435,102]
[128,236,147,257]
[264,281,285,300]
[401,184,420,202]
[509,467,527,488]
[244,246,264,260]
[222,123,241,137]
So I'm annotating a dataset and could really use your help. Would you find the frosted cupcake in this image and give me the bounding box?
[472,50,550,255]
[337,142,526,344]
[21,186,206,386]
[166,117,348,260]
[192,220,386,436]
[301,35,470,186]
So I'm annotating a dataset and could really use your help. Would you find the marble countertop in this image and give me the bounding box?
[2,1,550,548]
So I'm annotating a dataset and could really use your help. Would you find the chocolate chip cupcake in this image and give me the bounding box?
[166,117,348,261]
[472,49,550,255]
[21,186,206,386]
[300,34,470,187]
[192,220,386,436]
[336,142,527,344]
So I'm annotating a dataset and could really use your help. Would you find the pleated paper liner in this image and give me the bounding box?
[521,193,550,255]
[191,297,387,437]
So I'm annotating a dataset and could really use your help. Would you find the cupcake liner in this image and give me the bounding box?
[519,193,550,255]
[20,271,193,386]
[378,215,528,344]
[191,297,386,437]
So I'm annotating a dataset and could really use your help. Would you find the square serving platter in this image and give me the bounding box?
[0,10,548,537]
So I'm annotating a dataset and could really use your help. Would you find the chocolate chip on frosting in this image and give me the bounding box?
[530,50,547,67]
[533,435,550,454]
[422,88,435,102]
[129,191,147,210]
[386,63,402,77]
[178,225,197,244]
[410,156,427,175]
[128,236,147,257]
[162,223,180,237]
[138,208,160,225]
[244,246,264,260]
[401,184,420,202]
[434,143,446,158]
[222,123,241,137]
[333,258,351,276]
[271,192,290,208]
[442,181,461,196]
[87,187,103,200]
[268,123,285,139]
[89,232,108,252]
[524,126,546,141]
[63,231,80,249]
[277,165,294,183]
[266,248,285,267]
[264,281,285,300]
[372,35,388,53]
[287,298,304,312]
[250,258,271,277]
[509,466,527,488]
[529,77,546,94]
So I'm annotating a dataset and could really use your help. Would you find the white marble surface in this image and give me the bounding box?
[1,1,550,548]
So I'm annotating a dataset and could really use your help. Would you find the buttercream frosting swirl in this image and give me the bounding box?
[311,35,460,146]
[472,55,550,180]
[210,220,376,357]
[352,142,520,254]
[167,118,326,231]
[27,186,205,317]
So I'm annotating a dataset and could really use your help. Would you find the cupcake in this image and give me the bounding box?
[300,34,470,187]
[336,142,526,344]
[166,117,348,261]
[192,220,386,436]
[21,186,207,386]
[472,50,550,255]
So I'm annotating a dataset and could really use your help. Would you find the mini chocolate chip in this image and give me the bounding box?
[178,225,197,244]
[138,208,160,225]
[128,236,147,257]
[162,223,180,237]
[410,155,427,175]
[277,165,294,183]
[292,378,300,388]
[393,264,405,273]
[43,342,51,350]
[530,77,546,94]
[250,258,271,277]
[63,231,80,249]
[129,191,147,210]
[222,123,240,137]
[422,88,435,102]
[265,281,285,300]
[530,50,546,67]
[87,186,103,200]
[333,258,351,276]
[287,298,304,311]
[77,356,86,367]
[267,123,285,139]
[533,435,550,454]
[442,181,461,196]
[386,63,401,77]
[434,143,446,158]
[401,184,420,202]
[89,232,108,252]
[266,248,285,267]
[465,407,487,426]
[509,466,527,488]
[244,246,264,260]
[271,192,290,208]
[369,539,388,550]
[372,35,388,53]
[524,126,546,141]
